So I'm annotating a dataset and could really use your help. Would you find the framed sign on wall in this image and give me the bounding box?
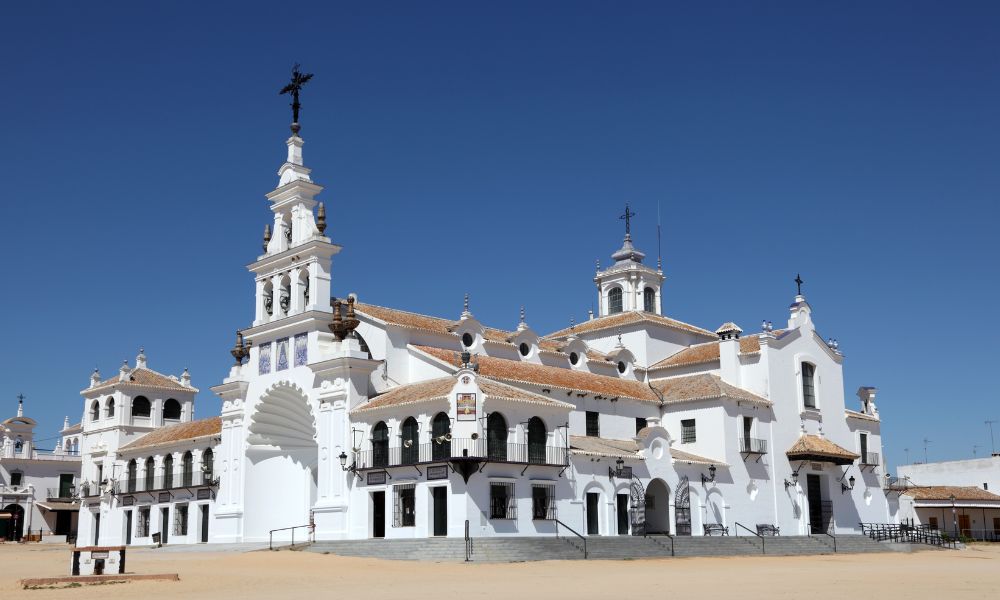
[456,393,476,421]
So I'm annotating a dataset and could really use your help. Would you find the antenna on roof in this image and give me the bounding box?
[922,438,932,463]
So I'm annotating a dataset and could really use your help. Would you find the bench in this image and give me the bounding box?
[756,524,780,536]
[703,524,729,536]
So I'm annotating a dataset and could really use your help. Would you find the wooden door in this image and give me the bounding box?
[958,514,971,536]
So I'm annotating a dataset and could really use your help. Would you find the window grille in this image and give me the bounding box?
[608,288,623,314]
[393,484,416,527]
[532,484,556,520]
[490,482,517,520]
[802,363,816,408]
[586,411,600,437]
[138,508,150,537]
[681,419,696,444]
[174,504,189,536]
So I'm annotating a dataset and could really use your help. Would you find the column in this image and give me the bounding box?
[316,400,334,502]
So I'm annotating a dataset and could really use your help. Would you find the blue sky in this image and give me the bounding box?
[1,2,998,469]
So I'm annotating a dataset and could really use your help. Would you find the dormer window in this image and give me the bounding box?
[519,342,530,357]
[802,362,817,409]
[608,287,623,314]
[617,361,626,374]
[462,332,474,348]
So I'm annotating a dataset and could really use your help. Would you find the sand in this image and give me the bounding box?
[2,542,998,600]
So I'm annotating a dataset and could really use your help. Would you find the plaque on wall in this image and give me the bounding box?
[367,471,387,485]
[158,492,171,503]
[427,465,448,481]
[122,496,135,506]
[197,489,211,500]
[456,393,476,421]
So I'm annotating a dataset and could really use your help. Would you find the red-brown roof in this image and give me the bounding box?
[786,434,859,465]
[86,367,196,394]
[352,376,572,413]
[546,311,715,340]
[649,337,761,370]
[652,373,771,406]
[120,417,221,452]
[413,345,660,403]
[903,486,1000,502]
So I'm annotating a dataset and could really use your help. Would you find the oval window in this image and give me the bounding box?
[519,342,530,357]
[462,332,474,347]
[617,361,626,374]
[569,352,579,365]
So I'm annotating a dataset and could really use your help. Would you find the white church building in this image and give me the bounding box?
[76,104,894,547]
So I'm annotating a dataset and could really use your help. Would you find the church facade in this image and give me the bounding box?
[76,113,894,547]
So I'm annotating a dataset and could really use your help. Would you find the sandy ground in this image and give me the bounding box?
[2,542,998,599]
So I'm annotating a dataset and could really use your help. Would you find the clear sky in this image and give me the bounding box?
[2,2,998,470]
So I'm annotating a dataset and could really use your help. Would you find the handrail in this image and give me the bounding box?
[553,518,587,559]
[645,531,674,556]
[734,521,765,554]
[464,520,473,562]
[269,523,314,551]
[819,530,837,553]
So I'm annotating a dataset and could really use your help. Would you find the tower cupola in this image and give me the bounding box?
[594,204,665,316]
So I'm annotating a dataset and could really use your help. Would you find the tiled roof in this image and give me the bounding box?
[569,435,640,458]
[653,373,771,406]
[414,345,660,403]
[546,311,715,340]
[352,376,572,413]
[120,417,221,452]
[845,410,880,423]
[786,434,859,465]
[649,337,761,370]
[87,367,197,394]
[61,422,82,434]
[672,448,726,466]
[903,486,1000,502]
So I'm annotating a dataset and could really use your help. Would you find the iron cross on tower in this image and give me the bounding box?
[279,63,314,133]
[620,204,636,236]
[795,273,804,296]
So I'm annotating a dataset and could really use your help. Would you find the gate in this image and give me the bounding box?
[675,476,691,536]
[629,475,646,536]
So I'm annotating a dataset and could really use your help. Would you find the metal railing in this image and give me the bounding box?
[118,472,218,494]
[3,448,82,462]
[554,518,587,559]
[810,528,837,552]
[884,476,911,490]
[738,437,768,454]
[354,439,568,470]
[464,520,473,562]
[45,488,76,499]
[734,521,765,554]
[952,529,1000,542]
[644,531,674,556]
[269,523,315,551]
[860,523,957,548]
[860,451,880,466]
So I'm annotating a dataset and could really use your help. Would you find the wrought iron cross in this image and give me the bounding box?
[620,204,636,235]
[279,63,314,126]
[794,273,804,296]
[16,393,24,403]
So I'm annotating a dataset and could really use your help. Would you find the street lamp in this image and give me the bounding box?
[950,494,958,539]
[701,464,717,485]
[784,469,800,490]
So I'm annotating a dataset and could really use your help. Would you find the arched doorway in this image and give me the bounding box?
[1,504,25,541]
[645,479,671,534]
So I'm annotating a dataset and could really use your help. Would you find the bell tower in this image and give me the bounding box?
[593,204,665,316]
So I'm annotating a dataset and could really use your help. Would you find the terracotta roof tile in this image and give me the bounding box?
[120,417,221,452]
[653,373,771,406]
[352,376,572,413]
[903,486,1000,502]
[649,337,761,370]
[414,345,660,403]
[786,434,859,465]
[569,435,640,458]
[546,311,715,340]
[671,448,726,466]
[87,367,197,394]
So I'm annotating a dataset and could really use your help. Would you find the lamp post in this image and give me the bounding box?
[949,494,957,539]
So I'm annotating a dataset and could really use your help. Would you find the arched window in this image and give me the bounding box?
[144,457,155,491]
[163,399,181,421]
[181,451,193,486]
[14,438,23,453]
[132,396,151,418]
[527,417,547,464]
[487,412,508,461]
[802,363,817,409]
[372,422,389,468]
[608,287,623,314]
[90,400,100,422]
[105,398,115,419]
[432,412,451,461]
[400,417,419,465]
[163,453,174,489]
[202,448,214,481]
[126,459,137,493]
[643,287,656,313]
[263,280,274,317]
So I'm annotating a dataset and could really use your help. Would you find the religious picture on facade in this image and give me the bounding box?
[456,393,476,421]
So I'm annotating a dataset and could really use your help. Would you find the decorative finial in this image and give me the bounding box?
[136,347,147,369]
[519,306,525,324]
[570,316,575,330]
[795,273,804,296]
[596,259,601,273]
[231,331,249,366]
[181,368,191,387]
[461,293,471,318]
[263,224,271,252]
[279,63,314,134]
[619,203,636,236]
[17,394,24,417]
[316,202,327,234]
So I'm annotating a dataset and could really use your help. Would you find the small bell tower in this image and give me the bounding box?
[594,204,665,316]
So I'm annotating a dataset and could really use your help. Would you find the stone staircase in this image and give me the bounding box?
[304,534,892,562]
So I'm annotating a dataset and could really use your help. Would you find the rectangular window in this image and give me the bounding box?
[635,417,648,434]
[802,363,817,409]
[138,507,150,537]
[258,342,272,375]
[174,504,189,536]
[393,484,416,527]
[860,433,869,463]
[586,411,600,437]
[681,419,696,444]
[10,472,22,487]
[993,517,999,533]
[928,517,938,530]
[490,482,516,520]
[532,484,556,520]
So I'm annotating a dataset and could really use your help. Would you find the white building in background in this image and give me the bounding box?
[0,398,81,542]
[77,104,894,547]
[891,456,1000,540]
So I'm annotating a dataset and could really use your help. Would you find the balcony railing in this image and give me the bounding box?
[739,437,768,454]
[118,472,218,494]
[46,488,76,499]
[354,438,568,470]
[1,448,81,462]
[860,451,880,466]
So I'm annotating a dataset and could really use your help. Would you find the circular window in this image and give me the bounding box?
[462,332,474,347]
[569,352,579,365]
[519,342,530,357]
[617,361,627,374]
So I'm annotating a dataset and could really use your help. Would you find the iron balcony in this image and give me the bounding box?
[353,438,568,470]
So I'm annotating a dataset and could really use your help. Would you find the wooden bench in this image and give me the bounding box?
[756,524,780,536]
[703,524,729,536]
